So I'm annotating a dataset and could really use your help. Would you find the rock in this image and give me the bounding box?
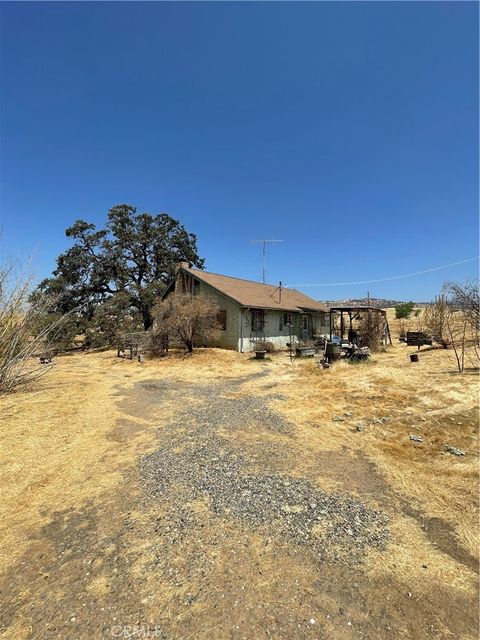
[409,435,423,443]
[444,445,465,456]
[344,411,353,417]
[356,425,364,432]
[332,416,345,422]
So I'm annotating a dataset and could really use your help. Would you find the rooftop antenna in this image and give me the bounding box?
[250,239,284,284]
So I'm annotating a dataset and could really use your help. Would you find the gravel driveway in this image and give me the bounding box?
[140,373,389,564]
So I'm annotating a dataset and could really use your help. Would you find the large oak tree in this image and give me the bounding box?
[37,204,204,329]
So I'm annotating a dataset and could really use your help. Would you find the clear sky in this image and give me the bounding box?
[1,1,478,301]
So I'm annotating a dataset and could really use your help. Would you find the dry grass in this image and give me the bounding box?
[278,310,478,556]
[0,349,256,572]
[0,325,478,638]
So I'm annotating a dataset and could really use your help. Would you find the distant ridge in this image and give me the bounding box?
[322,297,428,308]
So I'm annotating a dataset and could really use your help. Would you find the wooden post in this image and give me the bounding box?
[386,320,393,345]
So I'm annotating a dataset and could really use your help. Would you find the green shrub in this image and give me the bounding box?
[395,302,415,319]
[84,294,143,348]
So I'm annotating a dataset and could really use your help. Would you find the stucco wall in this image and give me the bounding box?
[178,274,329,352]
[194,280,240,350]
[238,309,330,352]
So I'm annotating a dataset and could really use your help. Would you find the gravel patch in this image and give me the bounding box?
[137,371,292,434]
[140,372,389,563]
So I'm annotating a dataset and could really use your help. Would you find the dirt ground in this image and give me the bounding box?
[1,318,478,639]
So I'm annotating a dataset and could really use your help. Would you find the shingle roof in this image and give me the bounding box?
[181,267,327,312]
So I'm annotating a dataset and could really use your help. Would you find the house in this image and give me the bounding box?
[163,263,329,352]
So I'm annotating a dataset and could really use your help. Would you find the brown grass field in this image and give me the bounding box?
[0,311,478,639]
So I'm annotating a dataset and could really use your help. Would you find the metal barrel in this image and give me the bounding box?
[325,342,341,361]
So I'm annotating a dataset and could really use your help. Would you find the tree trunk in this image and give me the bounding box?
[185,339,193,353]
[142,309,153,330]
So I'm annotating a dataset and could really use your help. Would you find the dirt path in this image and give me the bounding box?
[0,349,478,639]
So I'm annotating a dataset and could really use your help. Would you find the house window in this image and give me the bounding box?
[217,310,227,331]
[279,312,293,331]
[251,309,265,332]
[192,278,200,295]
[302,315,308,330]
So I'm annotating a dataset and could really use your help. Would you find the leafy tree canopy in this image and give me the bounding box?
[36,204,204,329]
[395,301,415,319]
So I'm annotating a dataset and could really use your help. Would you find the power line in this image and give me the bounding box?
[250,239,284,284]
[286,257,479,288]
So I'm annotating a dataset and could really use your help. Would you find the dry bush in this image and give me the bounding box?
[147,327,169,356]
[0,266,67,393]
[151,293,220,353]
[255,341,275,353]
[424,295,451,348]
[444,279,480,368]
[357,310,384,351]
[425,282,480,372]
[445,311,468,373]
[444,279,479,333]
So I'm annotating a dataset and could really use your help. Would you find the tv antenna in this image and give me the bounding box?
[250,239,284,284]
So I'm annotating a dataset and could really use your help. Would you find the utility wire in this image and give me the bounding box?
[286,257,479,288]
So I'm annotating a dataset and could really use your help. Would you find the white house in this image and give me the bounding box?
[163,264,329,352]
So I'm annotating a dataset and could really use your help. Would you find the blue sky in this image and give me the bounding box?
[1,1,478,301]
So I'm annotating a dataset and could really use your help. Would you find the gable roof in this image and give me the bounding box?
[179,267,327,313]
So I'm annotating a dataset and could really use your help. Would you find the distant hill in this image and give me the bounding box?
[322,297,428,309]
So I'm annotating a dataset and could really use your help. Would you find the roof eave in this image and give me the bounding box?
[180,267,246,307]
[181,266,326,312]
